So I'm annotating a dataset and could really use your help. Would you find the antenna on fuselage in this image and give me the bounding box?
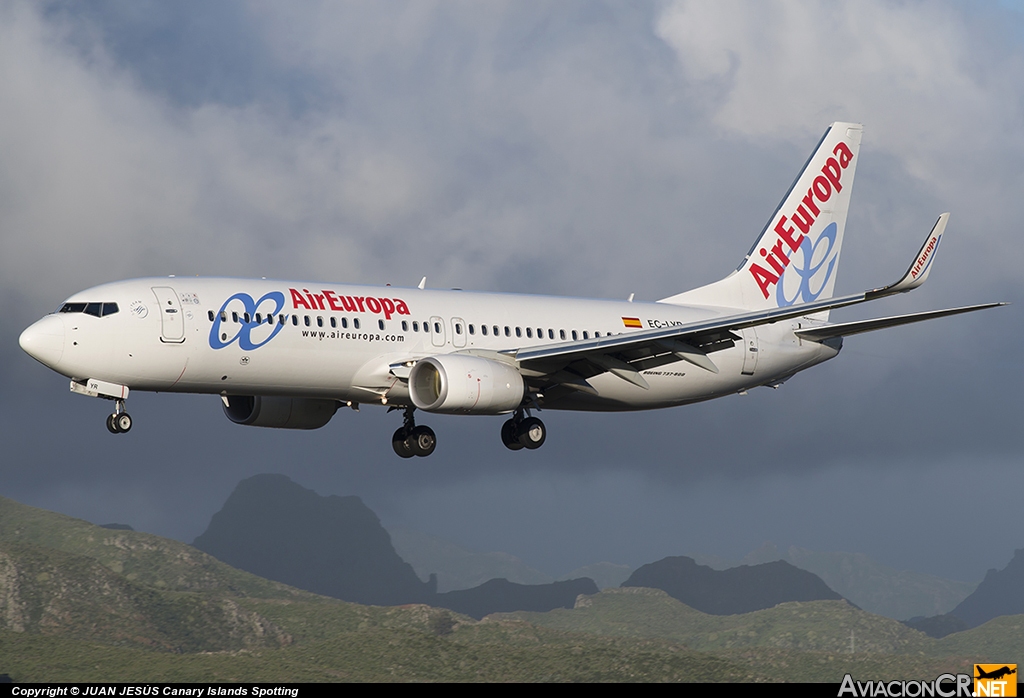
[627,293,634,302]
[418,277,426,290]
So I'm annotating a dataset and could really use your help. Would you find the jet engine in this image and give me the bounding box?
[222,395,338,429]
[409,355,525,414]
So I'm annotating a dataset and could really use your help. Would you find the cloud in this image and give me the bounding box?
[2,1,1022,579]
[655,0,1024,285]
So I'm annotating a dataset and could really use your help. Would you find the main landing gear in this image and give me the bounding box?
[105,399,132,434]
[392,406,436,458]
[501,410,546,451]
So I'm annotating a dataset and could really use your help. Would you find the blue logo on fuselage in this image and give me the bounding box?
[209,292,286,350]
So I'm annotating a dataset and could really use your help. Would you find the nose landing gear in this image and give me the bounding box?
[392,406,436,458]
[106,400,132,434]
[501,410,546,451]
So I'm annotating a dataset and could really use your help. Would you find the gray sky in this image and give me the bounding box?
[2,1,1021,582]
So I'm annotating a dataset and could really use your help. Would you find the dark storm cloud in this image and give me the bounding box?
[1,1,1021,580]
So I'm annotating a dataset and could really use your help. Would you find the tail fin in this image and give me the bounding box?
[661,122,863,314]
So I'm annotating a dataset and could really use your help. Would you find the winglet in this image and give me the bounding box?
[876,213,948,296]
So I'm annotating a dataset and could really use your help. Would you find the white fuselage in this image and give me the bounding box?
[22,277,839,413]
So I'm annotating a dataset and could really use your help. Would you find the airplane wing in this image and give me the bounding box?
[504,214,1002,393]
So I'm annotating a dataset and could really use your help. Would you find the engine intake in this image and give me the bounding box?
[222,395,338,429]
[409,355,525,414]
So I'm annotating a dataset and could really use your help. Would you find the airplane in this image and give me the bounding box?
[975,666,1017,681]
[19,122,1005,458]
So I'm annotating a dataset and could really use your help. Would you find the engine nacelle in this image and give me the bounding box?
[409,355,525,414]
[222,395,338,429]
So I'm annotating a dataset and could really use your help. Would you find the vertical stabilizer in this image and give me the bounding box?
[661,123,863,314]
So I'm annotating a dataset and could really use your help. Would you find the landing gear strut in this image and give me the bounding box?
[392,406,436,458]
[106,399,132,434]
[501,409,546,451]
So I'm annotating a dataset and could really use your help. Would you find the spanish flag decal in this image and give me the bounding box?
[622,317,642,328]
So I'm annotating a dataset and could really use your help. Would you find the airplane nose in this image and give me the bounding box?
[19,314,65,368]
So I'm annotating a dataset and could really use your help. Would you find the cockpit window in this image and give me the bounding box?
[59,302,119,317]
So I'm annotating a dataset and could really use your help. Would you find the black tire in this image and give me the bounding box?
[106,413,119,434]
[501,419,524,451]
[392,428,414,458]
[517,417,546,449]
[115,413,132,433]
[410,425,436,457]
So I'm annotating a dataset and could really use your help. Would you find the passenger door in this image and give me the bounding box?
[151,287,185,343]
[740,328,758,375]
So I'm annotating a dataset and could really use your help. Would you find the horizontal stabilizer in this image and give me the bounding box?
[794,303,1006,342]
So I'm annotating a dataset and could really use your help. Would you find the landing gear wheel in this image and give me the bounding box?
[115,413,132,433]
[501,419,524,451]
[517,417,546,450]
[106,413,119,434]
[392,428,415,459]
[409,425,436,457]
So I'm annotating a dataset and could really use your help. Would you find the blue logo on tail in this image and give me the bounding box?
[777,222,838,307]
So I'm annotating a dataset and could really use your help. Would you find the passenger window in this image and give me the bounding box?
[208,310,215,322]
[504,326,511,337]
[560,330,566,340]
[221,311,227,322]
[402,321,408,331]
[469,324,475,335]
[481,325,488,336]
[304,316,310,327]
[572,330,578,340]
[378,319,385,330]
[537,328,542,338]
[412,321,419,332]
[279,315,285,325]
[548,329,554,339]
[526,328,533,338]
[493,325,499,336]
[317,316,323,327]
[583,331,589,340]
[292,315,298,326]
[595,331,600,338]
[232,311,239,323]
[434,322,441,333]
[354,318,360,329]
[455,323,463,335]
[255,313,262,324]
[342,317,349,328]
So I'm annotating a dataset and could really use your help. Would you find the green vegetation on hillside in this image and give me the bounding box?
[0,496,311,599]
[1,495,1020,682]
